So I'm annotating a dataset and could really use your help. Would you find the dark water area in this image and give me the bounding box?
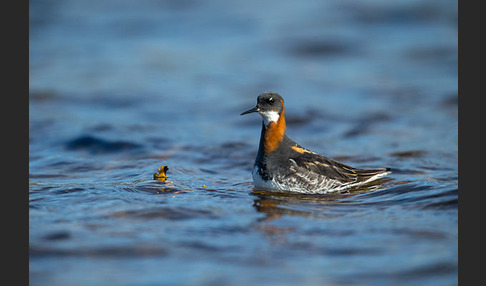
[30,0,457,285]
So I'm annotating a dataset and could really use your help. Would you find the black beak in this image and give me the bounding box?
[240,106,260,116]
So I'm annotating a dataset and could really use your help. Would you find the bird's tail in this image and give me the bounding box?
[355,167,391,183]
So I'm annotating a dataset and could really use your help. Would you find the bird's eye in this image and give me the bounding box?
[268,97,275,104]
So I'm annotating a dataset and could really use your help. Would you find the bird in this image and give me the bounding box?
[240,92,390,194]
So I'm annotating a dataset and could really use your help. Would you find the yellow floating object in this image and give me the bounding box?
[153,165,168,181]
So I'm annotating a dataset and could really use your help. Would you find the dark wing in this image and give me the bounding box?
[289,146,389,184]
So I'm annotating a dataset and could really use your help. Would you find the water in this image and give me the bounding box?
[29,0,457,285]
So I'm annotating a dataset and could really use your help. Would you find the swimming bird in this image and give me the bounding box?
[241,92,390,194]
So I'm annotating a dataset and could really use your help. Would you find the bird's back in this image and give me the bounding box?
[256,135,390,193]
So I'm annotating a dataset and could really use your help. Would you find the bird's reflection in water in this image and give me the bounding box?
[250,177,392,222]
[249,178,392,243]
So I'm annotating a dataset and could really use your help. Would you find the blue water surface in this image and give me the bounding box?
[30,0,457,285]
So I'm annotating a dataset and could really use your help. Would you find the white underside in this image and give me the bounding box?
[252,165,390,194]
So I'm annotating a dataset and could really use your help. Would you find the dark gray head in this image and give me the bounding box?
[240,92,285,125]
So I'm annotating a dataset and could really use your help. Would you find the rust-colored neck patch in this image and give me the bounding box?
[263,101,286,153]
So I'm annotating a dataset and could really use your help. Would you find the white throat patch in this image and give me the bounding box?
[260,111,280,125]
